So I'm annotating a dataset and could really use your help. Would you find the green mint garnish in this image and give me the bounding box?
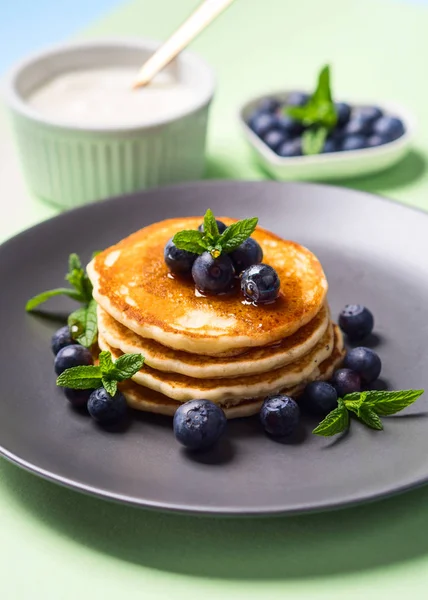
[284,65,337,156]
[313,389,424,437]
[56,350,145,394]
[312,398,349,437]
[301,127,329,156]
[173,209,258,259]
[26,252,98,348]
[68,299,98,348]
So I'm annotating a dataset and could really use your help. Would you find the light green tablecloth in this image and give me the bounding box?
[2,1,428,598]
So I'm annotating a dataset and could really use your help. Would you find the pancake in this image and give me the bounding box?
[87,217,328,355]
[118,325,345,419]
[97,303,330,379]
[98,321,336,403]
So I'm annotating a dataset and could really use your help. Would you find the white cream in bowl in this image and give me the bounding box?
[28,68,196,127]
[4,38,216,208]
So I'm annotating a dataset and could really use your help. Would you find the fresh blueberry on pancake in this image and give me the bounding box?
[229,237,263,274]
[192,252,235,294]
[164,238,197,276]
[240,263,280,303]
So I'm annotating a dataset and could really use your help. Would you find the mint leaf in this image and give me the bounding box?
[56,365,102,389]
[68,299,98,348]
[284,65,337,130]
[358,405,383,430]
[312,65,333,105]
[68,253,82,272]
[361,389,424,416]
[98,350,115,375]
[26,288,83,311]
[65,253,93,304]
[202,209,220,243]
[313,399,349,436]
[172,230,207,255]
[102,378,117,397]
[302,127,328,155]
[217,217,258,253]
[112,353,145,381]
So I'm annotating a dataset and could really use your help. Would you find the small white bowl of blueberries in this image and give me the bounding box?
[239,65,414,181]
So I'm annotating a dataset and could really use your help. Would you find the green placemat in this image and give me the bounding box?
[2,1,428,598]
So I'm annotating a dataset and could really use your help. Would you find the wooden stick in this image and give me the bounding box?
[133,0,235,88]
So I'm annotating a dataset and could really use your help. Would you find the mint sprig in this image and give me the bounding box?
[313,389,424,437]
[56,350,145,396]
[26,252,98,348]
[173,209,258,258]
[284,65,337,156]
[302,127,329,156]
[68,299,98,348]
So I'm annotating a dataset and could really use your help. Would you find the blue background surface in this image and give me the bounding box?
[0,0,120,73]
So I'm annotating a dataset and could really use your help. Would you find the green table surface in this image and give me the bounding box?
[2,0,428,597]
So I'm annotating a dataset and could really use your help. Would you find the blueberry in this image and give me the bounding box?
[173,399,227,450]
[51,325,74,355]
[63,387,92,408]
[335,102,351,127]
[322,138,338,153]
[342,117,372,137]
[260,395,300,437]
[192,252,235,294]
[164,238,197,277]
[366,134,389,147]
[241,263,280,303]
[277,138,302,157]
[372,116,405,141]
[249,112,276,137]
[340,135,368,151]
[257,98,280,113]
[198,220,227,234]
[353,106,383,124]
[332,369,362,397]
[54,344,93,375]
[302,381,338,416]
[339,304,374,341]
[276,114,303,135]
[344,347,382,384]
[229,238,263,274]
[263,129,286,151]
[87,387,128,424]
[286,91,309,107]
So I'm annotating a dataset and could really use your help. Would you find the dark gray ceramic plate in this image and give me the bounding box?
[1,181,427,516]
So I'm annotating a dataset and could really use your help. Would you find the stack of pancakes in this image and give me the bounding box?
[87,217,345,418]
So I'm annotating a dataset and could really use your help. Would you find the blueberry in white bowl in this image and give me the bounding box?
[239,64,413,181]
